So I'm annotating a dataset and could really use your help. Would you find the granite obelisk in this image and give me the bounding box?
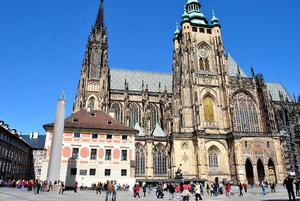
[47,92,66,183]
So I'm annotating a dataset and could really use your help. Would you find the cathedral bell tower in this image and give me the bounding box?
[74,0,110,113]
[172,0,230,134]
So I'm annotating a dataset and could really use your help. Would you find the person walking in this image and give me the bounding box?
[239,183,243,196]
[284,175,296,201]
[107,180,115,201]
[225,182,231,197]
[271,182,276,193]
[195,183,203,201]
[74,181,78,193]
[168,183,175,200]
[261,181,266,195]
[134,182,141,199]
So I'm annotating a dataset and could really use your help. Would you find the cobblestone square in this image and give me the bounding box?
[0,187,299,201]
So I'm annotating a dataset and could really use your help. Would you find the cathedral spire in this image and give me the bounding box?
[95,0,105,31]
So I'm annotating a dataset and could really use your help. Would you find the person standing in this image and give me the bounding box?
[74,181,78,193]
[107,180,115,201]
[225,182,231,197]
[239,183,243,196]
[295,180,300,196]
[284,175,296,201]
[142,182,147,197]
[175,184,181,200]
[271,182,276,193]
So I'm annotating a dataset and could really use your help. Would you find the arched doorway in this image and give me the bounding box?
[268,159,277,184]
[245,159,254,185]
[257,159,265,183]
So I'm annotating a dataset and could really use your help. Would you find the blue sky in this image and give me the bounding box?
[0,0,299,135]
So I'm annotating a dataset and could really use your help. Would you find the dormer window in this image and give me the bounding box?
[207,29,212,34]
[91,112,96,117]
[72,118,78,123]
[107,121,112,125]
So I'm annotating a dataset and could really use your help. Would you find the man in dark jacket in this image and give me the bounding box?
[284,175,296,201]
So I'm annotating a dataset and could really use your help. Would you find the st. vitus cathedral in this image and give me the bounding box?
[73,0,300,184]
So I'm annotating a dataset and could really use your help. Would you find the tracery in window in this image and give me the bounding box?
[129,103,139,128]
[203,96,215,123]
[110,102,122,123]
[153,144,168,176]
[135,144,145,176]
[232,92,259,132]
[208,149,219,168]
[150,104,158,132]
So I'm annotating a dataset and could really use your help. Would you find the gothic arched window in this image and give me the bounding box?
[203,96,215,123]
[150,104,158,132]
[208,150,219,168]
[110,102,122,123]
[153,145,167,176]
[205,59,210,71]
[88,97,95,110]
[232,92,259,132]
[129,103,139,128]
[135,144,145,176]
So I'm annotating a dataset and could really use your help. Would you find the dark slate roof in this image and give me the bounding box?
[110,54,291,102]
[44,109,138,133]
[22,135,46,149]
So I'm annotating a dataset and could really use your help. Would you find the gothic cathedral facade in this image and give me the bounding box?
[73,0,299,184]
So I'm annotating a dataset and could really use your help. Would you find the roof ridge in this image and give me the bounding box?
[110,68,172,75]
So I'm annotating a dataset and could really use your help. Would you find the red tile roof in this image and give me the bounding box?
[43,109,138,133]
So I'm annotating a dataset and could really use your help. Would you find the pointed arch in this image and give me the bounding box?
[232,91,259,132]
[110,102,123,123]
[257,158,265,183]
[203,96,215,123]
[150,104,158,132]
[88,97,96,110]
[268,158,277,183]
[129,103,139,128]
[245,158,254,185]
[135,143,145,176]
[207,146,220,168]
[153,144,168,176]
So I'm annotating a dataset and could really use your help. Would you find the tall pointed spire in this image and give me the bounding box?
[95,0,105,31]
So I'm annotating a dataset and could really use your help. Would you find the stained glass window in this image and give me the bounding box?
[135,144,145,176]
[150,104,158,132]
[208,150,218,167]
[129,103,139,128]
[204,96,215,122]
[88,97,95,110]
[110,102,122,123]
[153,145,167,176]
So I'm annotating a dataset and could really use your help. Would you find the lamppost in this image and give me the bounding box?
[279,114,299,177]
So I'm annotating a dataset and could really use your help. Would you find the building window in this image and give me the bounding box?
[79,169,87,176]
[105,149,112,160]
[92,134,98,139]
[129,103,139,128]
[203,96,215,123]
[267,141,270,148]
[90,169,96,176]
[72,148,79,159]
[121,169,127,176]
[232,92,259,132]
[208,150,218,168]
[135,144,145,175]
[70,168,77,175]
[122,135,128,140]
[192,27,198,32]
[207,29,212,34]
[150,104,158,132]
[90,149,97,160]
[121,150,127,161]
[153,145,167,176]
[199,28,205,33]
[37,168,41,176]
[106,135,112,139]
[110,102,122,123]
[245,141,248,148]
[73,132,81,138]
[88,97,95,110]
[105,169,111,176]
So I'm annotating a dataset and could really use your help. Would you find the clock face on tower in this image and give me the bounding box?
[199,49,209,59]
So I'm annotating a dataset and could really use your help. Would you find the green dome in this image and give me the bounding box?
[188,12,205,19]
[211,9,220,26]
[182,9,189,21]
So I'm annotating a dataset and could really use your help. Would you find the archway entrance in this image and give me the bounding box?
[268,159,277,183]
[257,159,265,183]
[245,159,254,185]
